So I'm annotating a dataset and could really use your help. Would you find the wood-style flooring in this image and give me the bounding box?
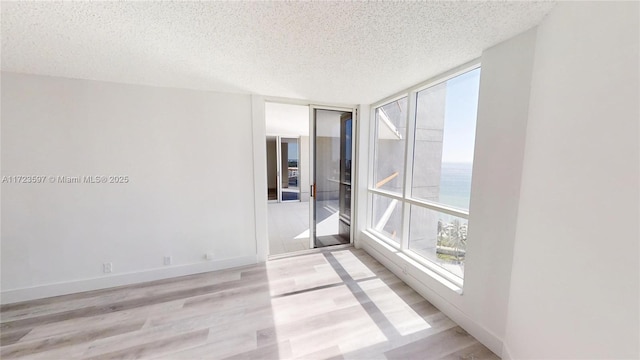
[0,248,499,359]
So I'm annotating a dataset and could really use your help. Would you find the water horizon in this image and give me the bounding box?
[439,162,472,210]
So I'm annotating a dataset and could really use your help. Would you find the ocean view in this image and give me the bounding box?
[439,162,473,210]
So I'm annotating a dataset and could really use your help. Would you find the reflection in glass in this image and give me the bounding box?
[314,110,352,247]
[374,97,408,194]
[408,205,466,279]
[371,193,402,244]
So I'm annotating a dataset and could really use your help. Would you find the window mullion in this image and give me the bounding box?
[400,91,417,250]
[366,107,378,231]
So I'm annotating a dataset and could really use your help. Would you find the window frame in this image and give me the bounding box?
[367,60,481,288]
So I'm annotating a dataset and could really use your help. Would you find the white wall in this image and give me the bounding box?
[1,73,258,303]
[251,95,269,262]
[463,26,537,346]
[359,28,538,355]
[504,2,639,359]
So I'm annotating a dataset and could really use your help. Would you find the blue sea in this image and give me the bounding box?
[439,162,473,210]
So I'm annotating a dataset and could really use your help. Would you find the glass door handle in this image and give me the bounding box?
[310,184,316,198]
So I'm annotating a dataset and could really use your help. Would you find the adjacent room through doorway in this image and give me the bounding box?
[265,102,355,256]
[265,102,312,255]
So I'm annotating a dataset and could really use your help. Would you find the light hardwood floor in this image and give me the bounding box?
[0,248,499,359]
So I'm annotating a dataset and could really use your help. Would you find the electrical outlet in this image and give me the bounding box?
[103,262,113,274]
[164,256,172,266]
[205,253,214,261]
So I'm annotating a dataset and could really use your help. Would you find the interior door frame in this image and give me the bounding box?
[309,105,358,249]
[256,97,358,261]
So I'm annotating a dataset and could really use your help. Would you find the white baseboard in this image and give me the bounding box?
[359,233,504,357]
[1,255,258,305]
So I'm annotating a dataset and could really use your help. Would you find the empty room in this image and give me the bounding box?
[1,1,638,359]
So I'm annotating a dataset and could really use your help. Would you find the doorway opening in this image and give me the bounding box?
[265,102,355,256]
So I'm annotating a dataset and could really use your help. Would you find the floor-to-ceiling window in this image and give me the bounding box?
[367,65,481,286]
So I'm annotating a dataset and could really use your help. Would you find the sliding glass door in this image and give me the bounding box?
[310,107,354,248]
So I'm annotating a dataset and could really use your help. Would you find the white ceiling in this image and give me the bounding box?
[1,1,556,104]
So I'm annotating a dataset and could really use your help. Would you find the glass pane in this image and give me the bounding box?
[408,205,466,279]
[341,118,352,184]
[411,68,480,210]
[314,109,351,247]
[339,116,352,224]
[371,193,402,244]
[374,97,408,194]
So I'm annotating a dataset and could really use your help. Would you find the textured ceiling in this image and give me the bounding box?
[1,1,555,104]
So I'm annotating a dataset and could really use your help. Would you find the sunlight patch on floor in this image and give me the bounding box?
[294,211,339,239]
[358,278,432,336]
[332,249,377,280]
